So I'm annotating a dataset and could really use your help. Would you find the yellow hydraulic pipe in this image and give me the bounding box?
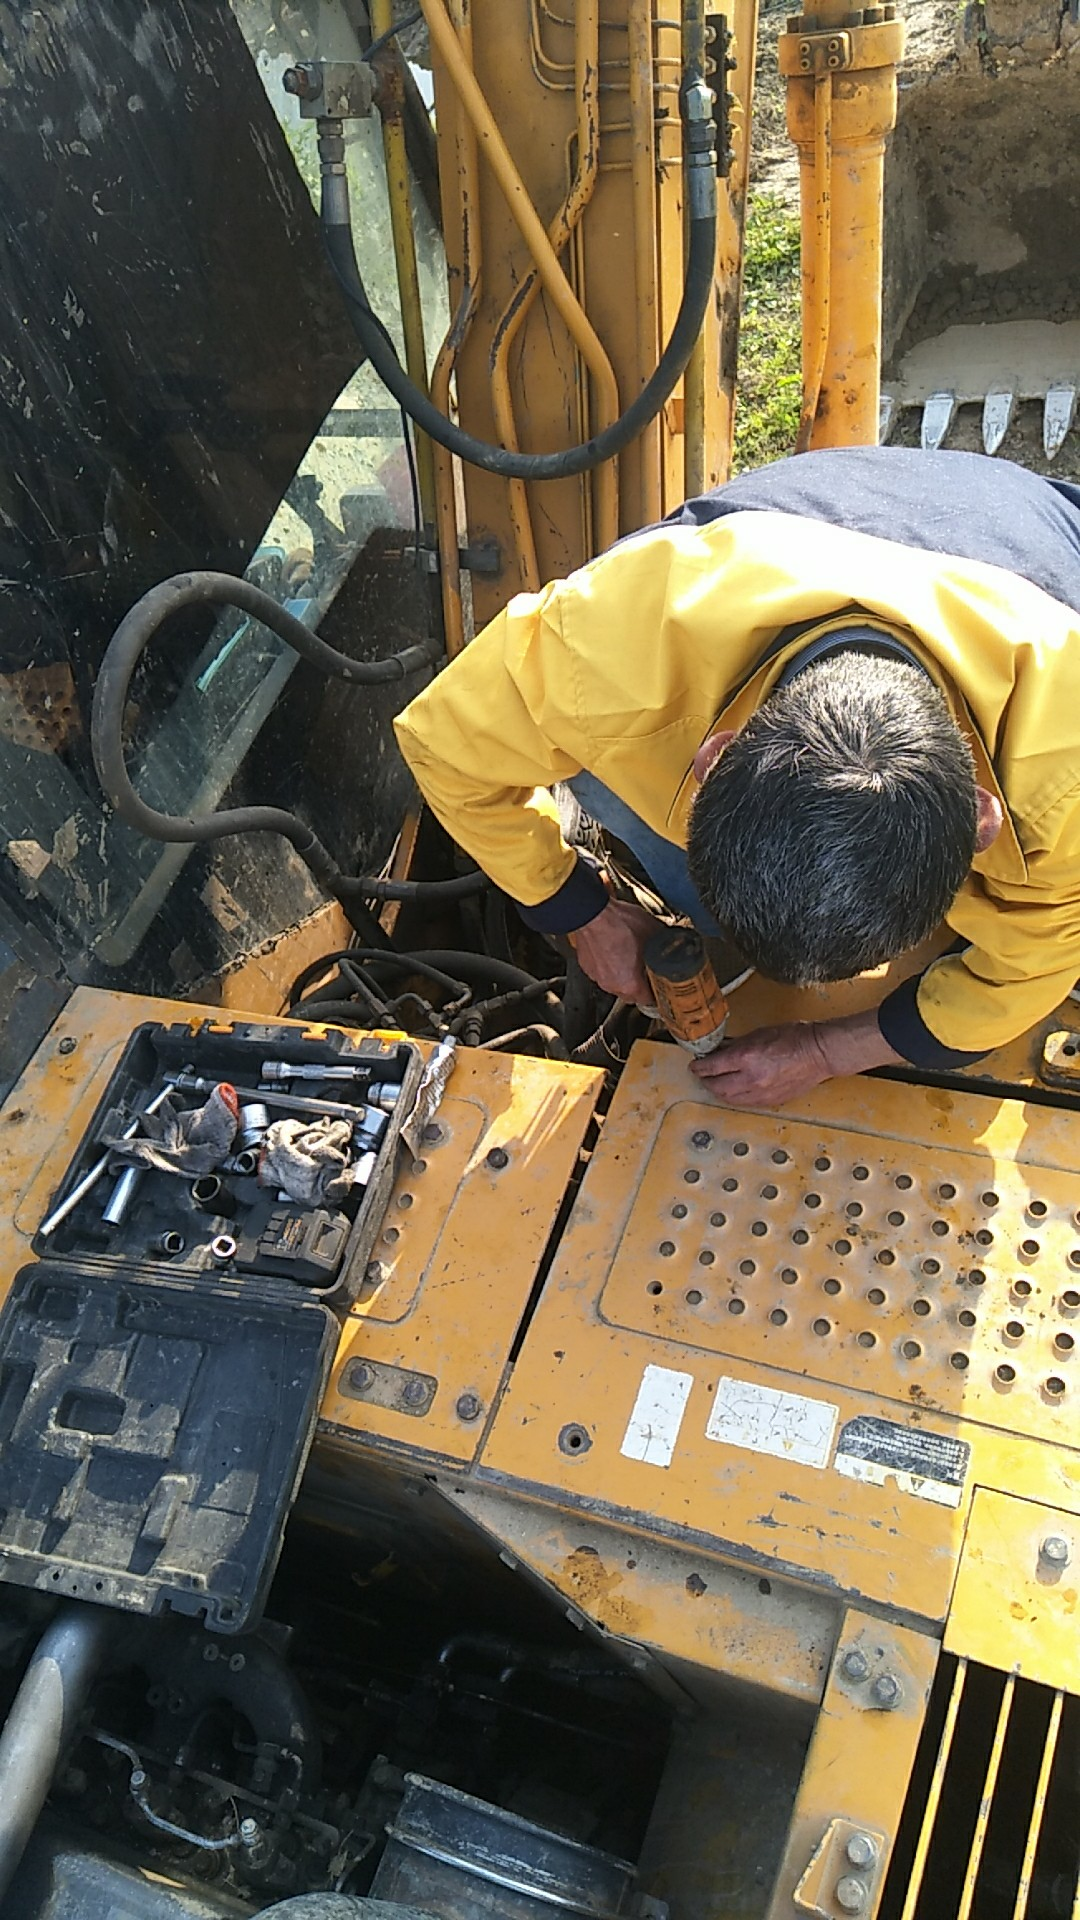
[627,0,661,525]
[682,0,708,498]
[370,0,438,524]
[419,0,622,487]
[430,0,483,656]
[779,7,904,448]
[490,0,605,586]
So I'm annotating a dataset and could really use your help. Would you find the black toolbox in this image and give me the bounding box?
[0,1018,422,1632]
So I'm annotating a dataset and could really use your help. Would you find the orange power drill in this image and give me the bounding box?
[643,925,729,1056]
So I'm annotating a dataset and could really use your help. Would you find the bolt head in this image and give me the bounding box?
[871,1672,901,1709]
[841,1648,870,1682]
[836,1877,867,1914]
[456,1392,481,1422]
[486,1145,509,1170]
[422,1122,443,1145]
[364,1261,384,1288]
[692,1129,712,1149]
[1040,1534,1070,1567]
[57,1036,77,1055]
[240,1817,260,1841]
[846,1833,877,1870]
[402,1377,428,1408]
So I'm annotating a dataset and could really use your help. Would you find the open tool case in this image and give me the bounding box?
[0,1020,422,1632]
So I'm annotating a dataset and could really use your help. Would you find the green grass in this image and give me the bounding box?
[732,193,803,472]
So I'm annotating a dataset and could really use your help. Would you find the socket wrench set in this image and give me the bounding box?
[0,1021,423,1631]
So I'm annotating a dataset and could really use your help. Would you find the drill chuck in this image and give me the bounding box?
[644,926,729,1056]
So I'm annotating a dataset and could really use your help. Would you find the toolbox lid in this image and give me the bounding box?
[0,1261,337,1632]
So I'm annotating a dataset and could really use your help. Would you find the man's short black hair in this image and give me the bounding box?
[686,651,978,985]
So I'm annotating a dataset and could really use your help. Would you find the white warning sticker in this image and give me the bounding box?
[705,1377,839,1471]
[620,1364,695,1468]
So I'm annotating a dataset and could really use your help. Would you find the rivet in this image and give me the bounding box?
[1040,1534,1070,1567]
[456,1392,482,1422]
[871,1672,901,1709]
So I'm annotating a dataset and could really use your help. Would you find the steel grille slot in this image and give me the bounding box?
[880,1656,1080,1920]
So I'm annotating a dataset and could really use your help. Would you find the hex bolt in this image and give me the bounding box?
[365,1261,384,1288]
[350,1363,374,1391]
[402,1377,429,1408]
[691,1129,712,1149]
[846,1833,878,1870]
[456,1392,482,1422]
[871,1672,901,1709]
[836,1877,867,1914]
[1040,1534,1070,1569]
[486,1146,509,1170]
[841,1648,870,1682]
[57,1036,77,1055]
[422,1122,443,1145]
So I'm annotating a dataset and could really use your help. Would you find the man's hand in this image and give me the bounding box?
[691,1008,904,1110]
[570,899,663,1003]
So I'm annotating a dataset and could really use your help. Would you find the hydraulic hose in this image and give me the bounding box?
[90,572,488,911]
[0,1603,116,1904]
[319,71,718,482]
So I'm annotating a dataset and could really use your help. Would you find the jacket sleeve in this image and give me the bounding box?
[393,583,608,930]
[880,798,1080,1062]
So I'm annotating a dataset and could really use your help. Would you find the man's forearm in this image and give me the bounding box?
[812,1007,905,1077]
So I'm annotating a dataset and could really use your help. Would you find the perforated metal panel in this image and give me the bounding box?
[599,1103,1080,1443]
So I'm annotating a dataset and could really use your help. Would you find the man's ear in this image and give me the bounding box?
[693,729,736,784]
[975,785,1003,854]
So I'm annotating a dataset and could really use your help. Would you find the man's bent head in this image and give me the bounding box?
[686,651,979,985]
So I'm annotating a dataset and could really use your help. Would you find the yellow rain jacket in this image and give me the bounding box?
[395,461,1080,1064]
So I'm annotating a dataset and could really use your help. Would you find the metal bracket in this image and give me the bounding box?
[793,29,853,72]
[339,1356,438,1416]
[283,60,374,120]
[1039,1027,1080,1089]
[793,1817,886,1917]
[777,17,905,76]
[706,14,736,177]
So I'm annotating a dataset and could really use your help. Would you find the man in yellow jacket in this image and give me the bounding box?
[395,446,1080,1108]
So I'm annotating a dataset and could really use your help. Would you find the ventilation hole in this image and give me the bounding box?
[659,1241,676,1257]
[1046,1375,1067,1398]
[781,1268,798,1285]
[722,1177,738,1193]
[1029,1199,1048,1218]
[846,1201,864,1217]
[895,1173,913,1190]
[1021,1239,1040,1257]
[1012,1278,1033,1299]
[823,1277,842,1296]
[739,1259,756,1276]
[733,1141,750,1157]
[751,1220,768,1237]
[812,1317,831,1336]
[867,1287,886,1306]
[384,1227,400,1244]
[1062,1289,1080,1311]
[835,1239,852,1256]
[939,1182,957,1199]
[958,1309,977,1328]
[853,1330,874,1349]
[968,1269,986,1286]
[902,1340,922,1360]
[805,1193,822,1209]
[729,1298,746,1316]
[932,1220,949,1237]
[922,1258,940,1276]
[684,1169,701,1185]
[1054,1331,1075,1355]
[772,1149,789,1164]
[1005,1320,1025,1341]
[647,1281,663,1297]
[699,1250,715,1267]
[769,1308,788,1326]
[686,1289,703,1307]
[761,1183,779,1200]
[710,1211,727,1228]
[815,1156,831,1172]
[671,1203,688,1219]
[981,1191,998,1209]
[913,1298,932,1317]
[793,1229,810,1246]
[853,1166,870,1181]
[888,1211,905,1227]
[877,1250,896,1266]
[995,1363,1016,1385]
[1069,1249,1080,1269]
[976,1229,994,1247]
[950,1351,969,1371]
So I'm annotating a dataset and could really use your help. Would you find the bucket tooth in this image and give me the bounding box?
[879,390,896,445]
[1044,385,1077,462]
[981,387,1014,456]
[920,391,956,452]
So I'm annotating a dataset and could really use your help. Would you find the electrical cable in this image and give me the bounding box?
[363,7,423,62]
[318,71,718,483]
[90,571,489,911]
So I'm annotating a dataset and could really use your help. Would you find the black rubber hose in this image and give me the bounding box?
[323,195,716,483]
[89,571,488,905]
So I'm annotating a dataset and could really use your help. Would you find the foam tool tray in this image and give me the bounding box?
[34,1019,424,1309]
[0,1260,336,1631]
[5,1019,423,1630]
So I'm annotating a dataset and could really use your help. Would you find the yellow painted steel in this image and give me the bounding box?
[898,1659,968,1920]
[779,10,904,448]
[765,1609,938,1920]
[946,1489,1080,1693]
